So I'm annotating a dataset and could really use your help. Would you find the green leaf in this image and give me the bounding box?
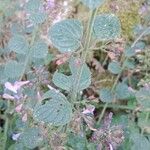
[0,65,7,84]
[49,19,83,53]
[69,58,91,91]
[44,53,54,65]
[130,133,150,150]
[108,61,121,74]
[52,71,72,91]
[4,61,23,79]
[99,88,114,102]
[20,128,43,149]
[93,14,121,41]
[124,48,136,57]
[8,35,28,54]
[136,87,150,108]
[33,90,72,126]
[81,0,105,10]
[53,58,91,92]
[30,12,47,25]
[8,143,25,150]
[25,0,41,12]
[115,82,131,100]
[124,59,135,69]
[67,133,87,150]
[31,41,48,58]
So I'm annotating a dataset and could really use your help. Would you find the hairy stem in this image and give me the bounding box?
[71,8,98,102]
[3,100,10,150]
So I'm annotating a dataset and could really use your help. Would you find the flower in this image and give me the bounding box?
[4,81,29,93]
[12,133,21,141]
[3,81,29,100]
[3,93,15,100]
[82,105,95,115]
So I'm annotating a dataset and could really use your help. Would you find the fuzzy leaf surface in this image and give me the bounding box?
[8,35,28,54]
[93,14,121,40]
[33,90,72,126]
[49,19,83,53]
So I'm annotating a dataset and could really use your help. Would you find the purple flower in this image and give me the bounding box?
[4,81,29,93]
[3,81,29,100]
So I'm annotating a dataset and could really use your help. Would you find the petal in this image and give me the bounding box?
[15,104,23,113]
[14,81,30,90]
[3,93,15,100]
[5,82,17,93]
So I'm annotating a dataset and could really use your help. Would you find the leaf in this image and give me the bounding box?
[124,48,136,57]
[0,65,7,84]
[69,58,91,91]
[115,82,131,100]
[99,88,114,102]
[52,71,72,91]
[53,58,91,92]
[8,35,28,54]
[93,14,121,41]
[30,12,47,25]
[4,61,23,79]
[20,128,43,149]
[136,87,150,108]
[8,143,24,150]
[81,0,105,10]
[33,90,72,126]
[49,19,83,53]
[108,61,121,74]
[67,133,87,150]
[124,59,135,69]
[130,133,150,150]
[31,41,48,58]
[25,0,41,13]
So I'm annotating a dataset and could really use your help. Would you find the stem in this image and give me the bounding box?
[131,27,150,48]
[71,8,99,102]
[3,100,10,150]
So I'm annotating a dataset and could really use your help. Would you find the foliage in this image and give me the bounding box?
[0,0,150,150]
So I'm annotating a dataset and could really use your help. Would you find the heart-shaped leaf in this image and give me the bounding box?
[8,35,28,54]
[52,71,72,91]
[49,19,83,53]
[4,61,23,79]
[136,87,150,108]
[33,90,72,126]
[93,14,121,41]
[108,61,121,74]
[99,88,114,102]
[20,128,43,149]
[31,41,48,58]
